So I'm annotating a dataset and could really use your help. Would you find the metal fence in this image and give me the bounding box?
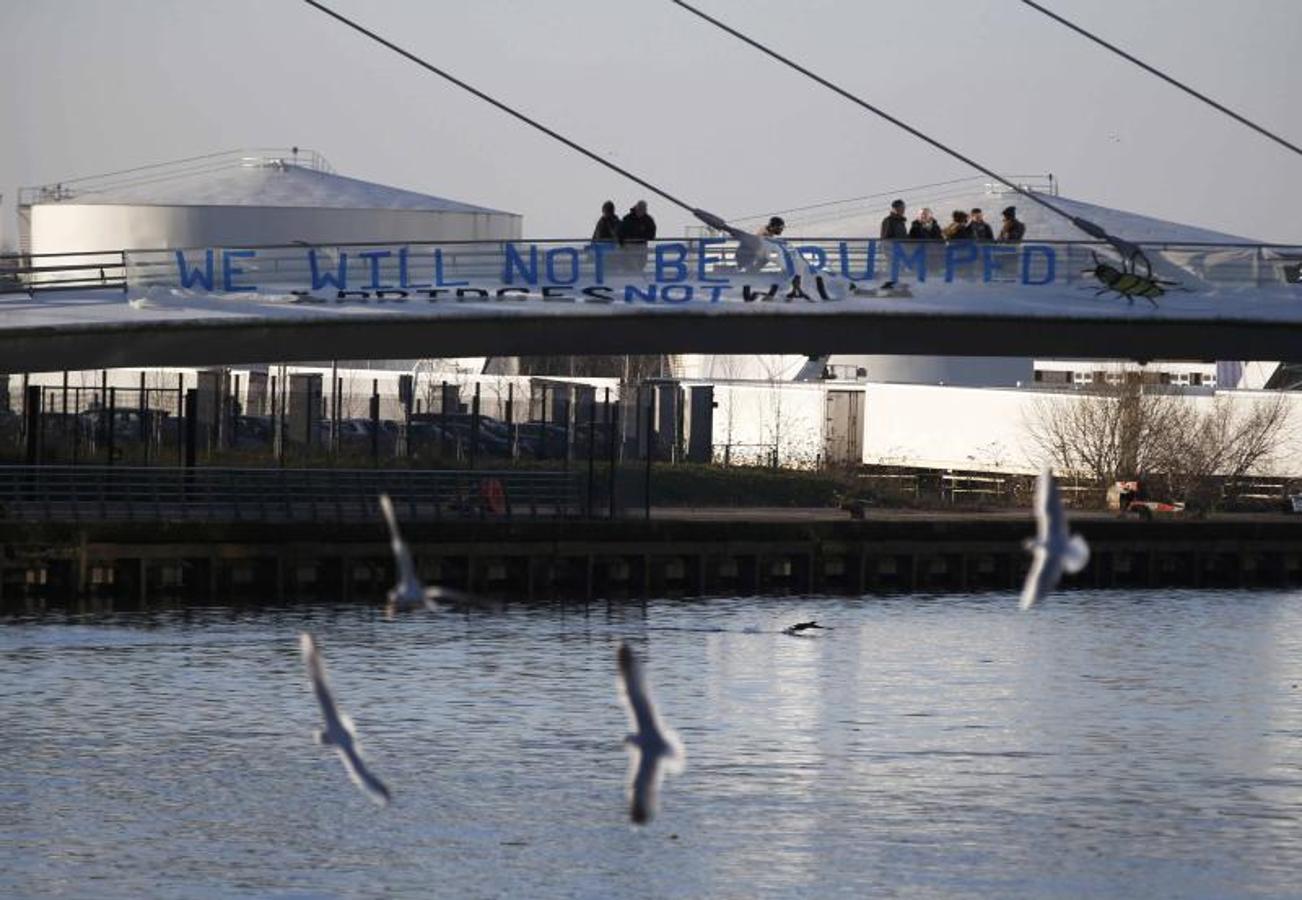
[0,466,579,523]
[0,378,629,471]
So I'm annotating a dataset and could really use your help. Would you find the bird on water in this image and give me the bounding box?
[1020,469,1090,610]
[783,621,826,636]
[299,632,391,806]
[616,642,685,825]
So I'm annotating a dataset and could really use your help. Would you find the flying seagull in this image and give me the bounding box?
[783,621,826,636]
[378,493,480,618]
[617,642,685,825]
[299,632,391,806]
[1020,469,1090,610]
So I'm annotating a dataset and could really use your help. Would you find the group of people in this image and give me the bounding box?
[587,195,1028,276]
[881,199,1026,243]
[591,199,657,272]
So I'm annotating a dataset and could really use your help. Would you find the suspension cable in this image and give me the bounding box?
[301,0,698,215]
[668,0,1084,228]
[1020,0,1302,160]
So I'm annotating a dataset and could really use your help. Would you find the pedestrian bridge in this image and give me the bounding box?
[1,237,1299,372]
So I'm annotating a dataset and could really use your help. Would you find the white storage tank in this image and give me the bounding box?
[18,148,521,255]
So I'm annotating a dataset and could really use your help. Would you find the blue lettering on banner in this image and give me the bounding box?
[309,249,348,291]
[654,242,689,283]
[943,242,980,282]
[164,239,1081,296]
[624,284,657,303]
[795,246,827,272]
[890,242,928,282]
[840,241,875,279]
[545,247,581,285]
[398,247,431,289]
[588,242,613,283]
[981,245,1018,282]
[175,249,215,291]
[697,238,728,283]
[434,249,468,287]
[1021,245,1056,285]
[502,243,538,285]
[358,250,392,290]
[222,249,256,293]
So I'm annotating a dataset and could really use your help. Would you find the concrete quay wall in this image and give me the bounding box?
[4,515,1302,609]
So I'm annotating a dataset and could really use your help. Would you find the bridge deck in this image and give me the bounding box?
[3,237,1300,371]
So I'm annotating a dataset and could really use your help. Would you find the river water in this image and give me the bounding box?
[2,590,1301,898]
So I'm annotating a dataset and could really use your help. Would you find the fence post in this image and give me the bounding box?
[177,374,185,468]
[184,389,198,469]
[607,391,618,520]
[107,387,116,466]
[586,395,596,517]
[370,379,380,466]
[506,382,516,461]
[644,401,654,522]
[139,371,149,467]
[73,387,81,466]
[470,383,481,471]
[24,385,40,465]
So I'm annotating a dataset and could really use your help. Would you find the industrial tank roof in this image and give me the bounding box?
[748,175,1254,244]
[23,150,513,215]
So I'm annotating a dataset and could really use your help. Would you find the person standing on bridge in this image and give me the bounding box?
[969,208,995,241]
[880,199,909,241]
[735,216,785,272]
[943,210,973,241]
[999,206,1026,242]
[592,200,620,243]
[908,207,942,240]
[618,200,657,274]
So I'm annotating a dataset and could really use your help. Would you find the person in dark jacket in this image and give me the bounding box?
[908,207,943,240]
[618,200,657,272]
[999,206,1026,242]
[943,210,973,241]
[592,200,620,243]
[969,208,995,241]
[880,199,908,240]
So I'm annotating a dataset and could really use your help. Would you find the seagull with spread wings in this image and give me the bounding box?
[379,493,480,618]
[1020,469,1090,610]
[617,642,685,825]
[300,632,391,806]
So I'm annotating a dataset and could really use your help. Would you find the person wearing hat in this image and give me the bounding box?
[617,199,657,272]
[591,200,620,244]
[880,199,909,241]
[735,216,785,272]
[969,208,995,241]
[998,206,1026,242]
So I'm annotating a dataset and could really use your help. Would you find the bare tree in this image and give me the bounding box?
[1147,393,1293,503]
[1026,382,1294,504]
[1024,379,1182,484]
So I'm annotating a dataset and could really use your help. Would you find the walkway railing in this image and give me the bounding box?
[0,466,580,523]
[4,237,1301,298]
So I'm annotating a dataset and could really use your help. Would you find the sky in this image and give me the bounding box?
[1,0,1300,247]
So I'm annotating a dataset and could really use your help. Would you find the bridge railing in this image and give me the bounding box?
[0,466,580,523]
[4,237,1301,298]
[123,237,1302,293]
